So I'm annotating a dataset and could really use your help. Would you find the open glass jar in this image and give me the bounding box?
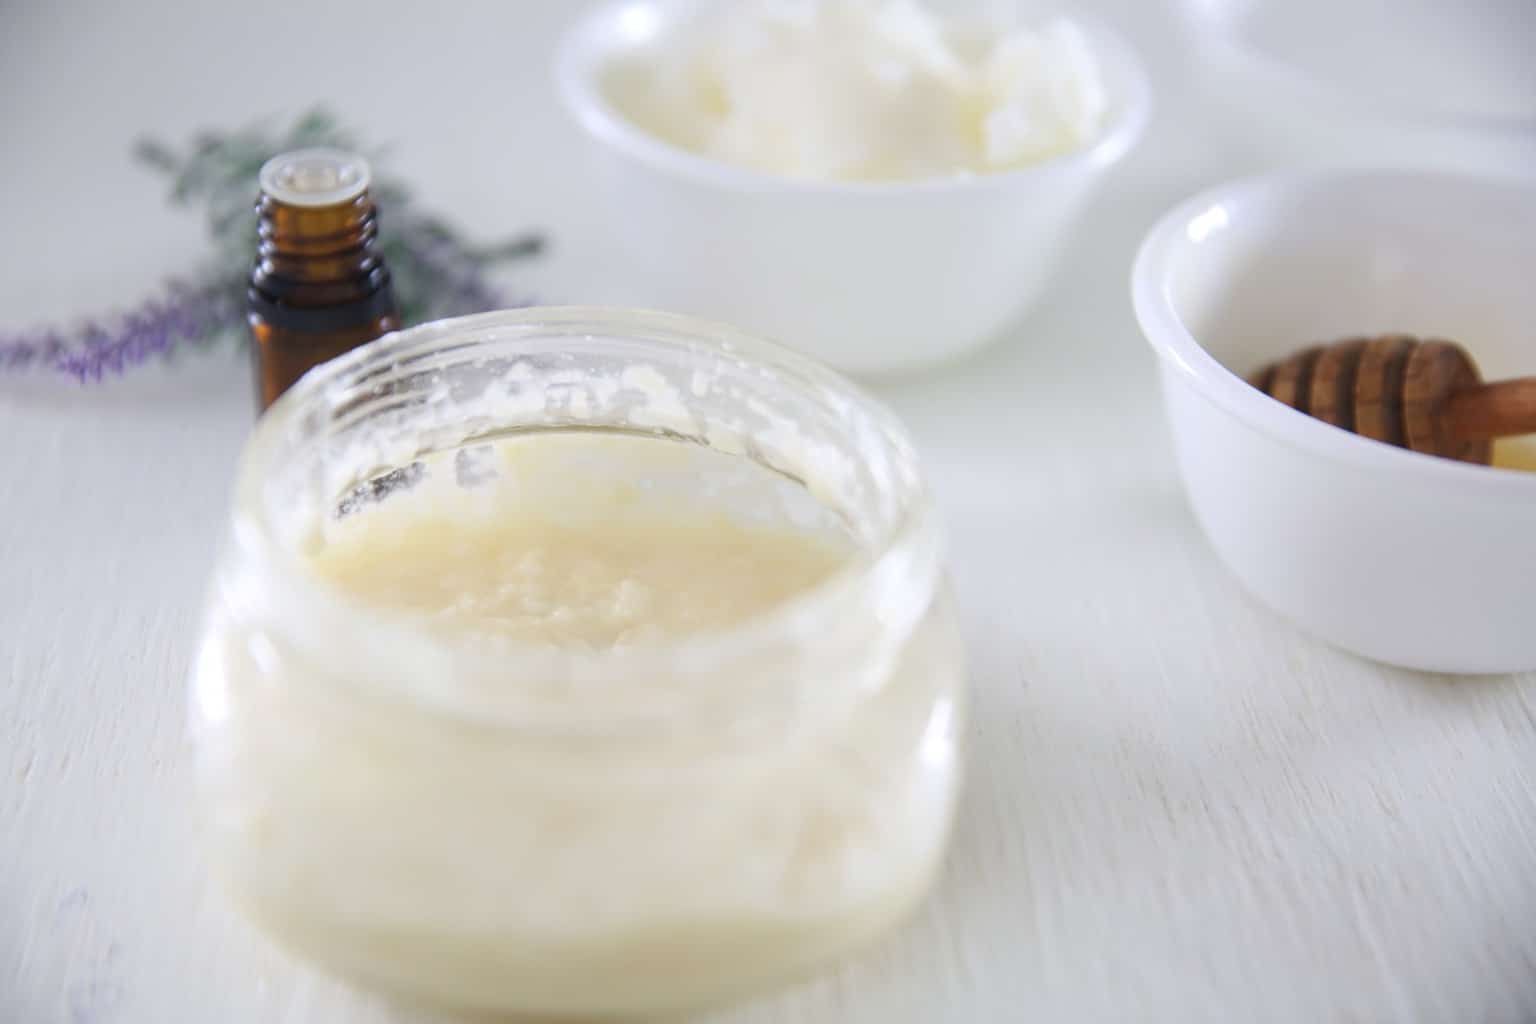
[188,307,964,1017]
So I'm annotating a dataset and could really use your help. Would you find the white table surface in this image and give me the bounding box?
[4,2,1536,1022]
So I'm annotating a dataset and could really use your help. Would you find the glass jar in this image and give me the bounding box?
[188,307,964,1018]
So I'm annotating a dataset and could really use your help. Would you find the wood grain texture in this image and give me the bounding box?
[1401,340,1489,464]
[1445,378,1536,443]
[4,2,1536,1023]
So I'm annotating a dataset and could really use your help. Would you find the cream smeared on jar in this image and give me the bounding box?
[606,0,1108,181]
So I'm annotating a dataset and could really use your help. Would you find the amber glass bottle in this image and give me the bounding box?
[248,149,399,410]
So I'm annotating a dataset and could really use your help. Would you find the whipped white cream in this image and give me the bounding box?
[608,0,1108,181]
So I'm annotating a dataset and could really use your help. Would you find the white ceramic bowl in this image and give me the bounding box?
[1177,0,1536,176]
[1133,170,1536,674]
[556,0,1150,375]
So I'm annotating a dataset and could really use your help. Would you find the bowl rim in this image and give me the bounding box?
[1177,2,1536,133]
[553,0,1151,196]
[1132,167,1536,496]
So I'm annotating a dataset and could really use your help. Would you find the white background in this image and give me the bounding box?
[3,1,1535,1021]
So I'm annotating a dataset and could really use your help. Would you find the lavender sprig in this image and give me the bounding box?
[0,280,243,383]
[385,216,545,322]
[1,109,544,382]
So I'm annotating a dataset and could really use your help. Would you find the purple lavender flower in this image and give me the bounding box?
[0,330,63,370]
[0,280,244,383]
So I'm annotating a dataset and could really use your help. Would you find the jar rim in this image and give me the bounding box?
[231,306,942,735]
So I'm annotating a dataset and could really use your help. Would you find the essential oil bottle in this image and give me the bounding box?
[248,149,399,410]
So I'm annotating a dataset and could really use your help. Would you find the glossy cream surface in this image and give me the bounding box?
[308,470,846,648]
[193,432,963,1017]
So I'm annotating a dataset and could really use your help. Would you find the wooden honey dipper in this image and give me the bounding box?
[1249,335,1536,465]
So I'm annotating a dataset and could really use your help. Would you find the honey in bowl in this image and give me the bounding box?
[1493,438,1536,473]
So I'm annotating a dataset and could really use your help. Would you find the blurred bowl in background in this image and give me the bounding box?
[1178,0,1536,175]
[1134,169,1536,674]
[556,0,1150,375]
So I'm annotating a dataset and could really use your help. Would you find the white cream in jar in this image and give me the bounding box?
[308,436,851,646]
[605,0,1109,181]
[190,309,964,1017]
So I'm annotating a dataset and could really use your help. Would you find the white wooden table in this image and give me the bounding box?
[4,2,1535,1021]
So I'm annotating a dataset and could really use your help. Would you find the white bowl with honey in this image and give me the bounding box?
[1134,170,1536,674]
